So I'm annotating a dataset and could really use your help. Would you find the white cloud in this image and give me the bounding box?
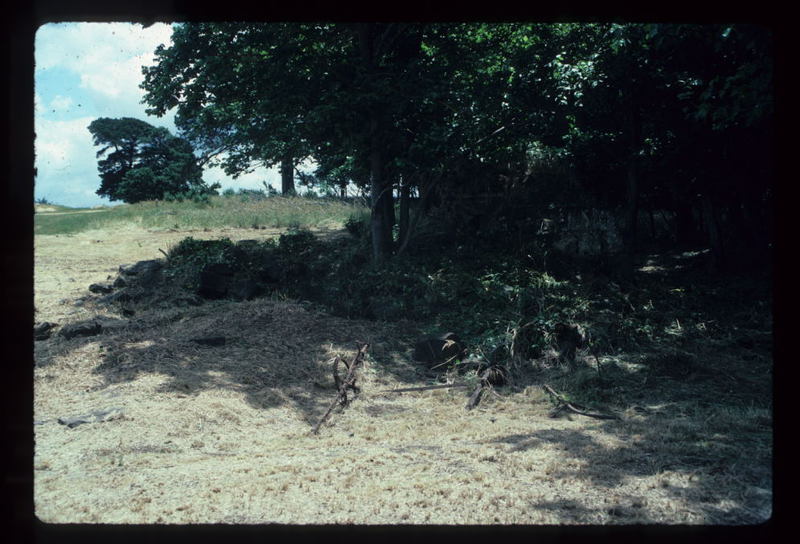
[35,116,99,201]
[35,22,173,72]
[36,22,175,119]
[49,95,73,111]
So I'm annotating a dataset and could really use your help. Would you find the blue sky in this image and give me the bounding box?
[34,22,281,208]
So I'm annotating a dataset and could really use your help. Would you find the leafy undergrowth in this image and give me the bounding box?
[159,225,772,408]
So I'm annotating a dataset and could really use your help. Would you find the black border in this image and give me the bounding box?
[5,1,786,542]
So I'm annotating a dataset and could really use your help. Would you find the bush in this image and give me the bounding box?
[164,182,221,204]
[344,212,369,238]
[237,189,268,202]
[277,228,318,255]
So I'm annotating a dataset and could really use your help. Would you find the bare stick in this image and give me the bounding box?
[542,384,620,420]
[380,383,469,394]
[311,344,369,434]
[466,368,497,410]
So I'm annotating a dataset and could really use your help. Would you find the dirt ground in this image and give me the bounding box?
[33,224,772,525]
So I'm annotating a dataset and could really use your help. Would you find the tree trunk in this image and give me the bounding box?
[280,155,295,195]
[357,23,393,262]
[398,176,410,251]
[369,147,393,261]
[625,160,639,252]
[674,199,699,245]
[624,94,641,254]
[381,181,395,234]
[648,208,656,240]
[702,195,725,272]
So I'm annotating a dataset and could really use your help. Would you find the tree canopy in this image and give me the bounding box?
[140,23,773,268]
[88,117,218,204]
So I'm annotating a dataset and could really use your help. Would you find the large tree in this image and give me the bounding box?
[142,23,448,260]
[140,23,773,268]
[88,117,215,203]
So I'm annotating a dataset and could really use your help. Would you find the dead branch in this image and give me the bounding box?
[466,382,485,410]
[542,384,620,420]
[312,343,369,435]
[380,383,469,394]
[465,368,498,410]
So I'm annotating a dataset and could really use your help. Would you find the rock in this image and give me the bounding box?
[229,277,260,301]
[197,263,234,299]
[119,260,163,276]
[57,318,127,340]
[118,260,163,289]
[191,336,226,347]
[34,321,58,341]
[95,317,128,333]
[112,276,127,288]
[57,407,125,428]
[58,320,103,340]
[257,261,281,284]
[413,332,466,368]
[99,290,129,304]
[89,283,114,294]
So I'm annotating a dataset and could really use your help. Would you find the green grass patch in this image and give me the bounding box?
[34,195,367,235]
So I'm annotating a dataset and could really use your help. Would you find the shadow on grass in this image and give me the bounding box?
[33,244,772,524]
[35,295,426,431]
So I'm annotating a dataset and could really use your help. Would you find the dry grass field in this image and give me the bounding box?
[33,211,772,525]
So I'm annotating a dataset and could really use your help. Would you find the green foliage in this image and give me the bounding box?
[88,117,216,204]
[344,212,369,238]
[164,182,221,204]
[277,228,318,255]
[167,236,236,264]
[141,23,773,266]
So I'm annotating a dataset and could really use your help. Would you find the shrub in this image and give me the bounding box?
[238,188,268,202]
[277,228,318,255]
[164,182,221,204]
[344,213,369,238]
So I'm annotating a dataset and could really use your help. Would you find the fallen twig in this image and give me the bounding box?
[542,383,620,420]
[380,383,469,394]
[311,343,369,435]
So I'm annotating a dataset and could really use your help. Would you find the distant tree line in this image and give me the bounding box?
[134,23,771,268]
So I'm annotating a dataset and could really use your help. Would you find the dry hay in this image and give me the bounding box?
[33,225,772,525]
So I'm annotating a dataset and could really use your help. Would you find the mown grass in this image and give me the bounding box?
[34,194,368,236]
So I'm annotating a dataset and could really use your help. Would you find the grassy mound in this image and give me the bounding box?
[34,194,368,236]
